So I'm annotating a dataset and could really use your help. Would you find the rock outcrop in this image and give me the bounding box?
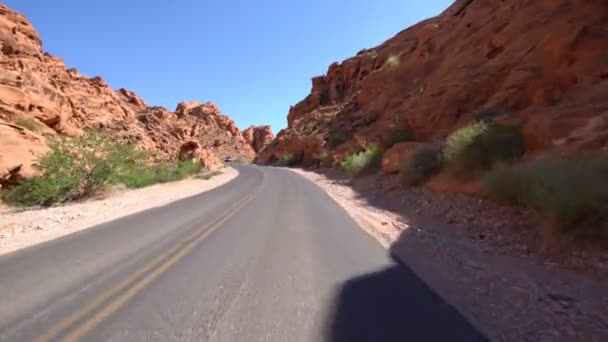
[381,142,430,174]
[0,120,49,186]
[258,0,608,165]
[0,5,255,186]
[178,141,223,171]
[242,125,274,153]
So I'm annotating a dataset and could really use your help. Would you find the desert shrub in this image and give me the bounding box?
[280,152,294,166]
[385,128,412,148]
[3,133,203,206]
[445,121,524,178]
[116,159,201,189]
[176,160,201,179]
[116,162,172,189]
[4,134,127,206]
[400,147,443,186]
[3,175,77,207]
[483,153,608,241]
[16,118,43,131]
[340,143,382,177]
[117,168,162,189]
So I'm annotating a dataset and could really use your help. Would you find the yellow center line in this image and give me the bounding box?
[35,179,264,342]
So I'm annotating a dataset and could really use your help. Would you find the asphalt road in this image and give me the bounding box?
[0,165,486,341]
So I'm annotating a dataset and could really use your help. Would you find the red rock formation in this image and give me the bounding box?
[0,5,255,186]
[381,142,430,174]
[259,0,608,165]
[0,119,49,186]
[178,141,223,171]
[242,125,274,153]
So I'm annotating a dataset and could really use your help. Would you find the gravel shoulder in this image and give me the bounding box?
[0,167,238,256]
[291,168,608,342]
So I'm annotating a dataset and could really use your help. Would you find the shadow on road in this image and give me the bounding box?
[279,167,490,340]
[323,254,487,342]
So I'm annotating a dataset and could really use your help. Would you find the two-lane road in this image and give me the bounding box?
[0,165,486,341]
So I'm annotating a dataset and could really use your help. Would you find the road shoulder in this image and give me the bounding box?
[290,168,608,341]
[0,168,238,256]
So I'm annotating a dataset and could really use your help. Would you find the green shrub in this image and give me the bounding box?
[176,160,201,179]
[3,175,78,207]
[483,153,608,241]
[16,118,43,131]
[340,143,382,177]
[3,133,203,206]
[117,168,162,189]
[385,128,412,147]
[400,147,443,186]
[116,160,200,189]
[280,153,294,166]
[4,134,124,206]
[445,121,524,178]
[116,162,170,189]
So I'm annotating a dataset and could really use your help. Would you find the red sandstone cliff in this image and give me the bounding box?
[257,0,608,165]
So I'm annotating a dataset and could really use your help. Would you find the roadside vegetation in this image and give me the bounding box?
[2,133,203,207]
[483,153,608,241]
[388,118,608,243]
[400,146,443,186]
[341,141,382,177]
[443,121,524,179]
[396,120,523,185]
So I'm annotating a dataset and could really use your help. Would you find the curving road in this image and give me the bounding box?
[0,165,486,341]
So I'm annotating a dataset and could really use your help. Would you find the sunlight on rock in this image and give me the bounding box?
[385,54,400,68]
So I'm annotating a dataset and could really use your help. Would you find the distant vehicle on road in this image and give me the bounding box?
[224,156,233,163]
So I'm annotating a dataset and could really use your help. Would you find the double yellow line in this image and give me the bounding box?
[35,180,264,342]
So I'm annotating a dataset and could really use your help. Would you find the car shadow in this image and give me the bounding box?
[291,167,491,340]
[323,254,488,342]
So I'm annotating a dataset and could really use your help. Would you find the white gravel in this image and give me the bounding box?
[0,168,238,256]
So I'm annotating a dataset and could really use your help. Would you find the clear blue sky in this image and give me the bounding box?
[5,0,453,131]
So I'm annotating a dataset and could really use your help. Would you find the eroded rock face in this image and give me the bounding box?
[259,0,608,165]
[0,5,255,185]
[0,120,49,186]
[178,141,223,171]
[242,125,274,153]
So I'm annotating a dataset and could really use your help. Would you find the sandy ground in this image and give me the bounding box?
[292,168,608,342]
[0,168,238,256]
